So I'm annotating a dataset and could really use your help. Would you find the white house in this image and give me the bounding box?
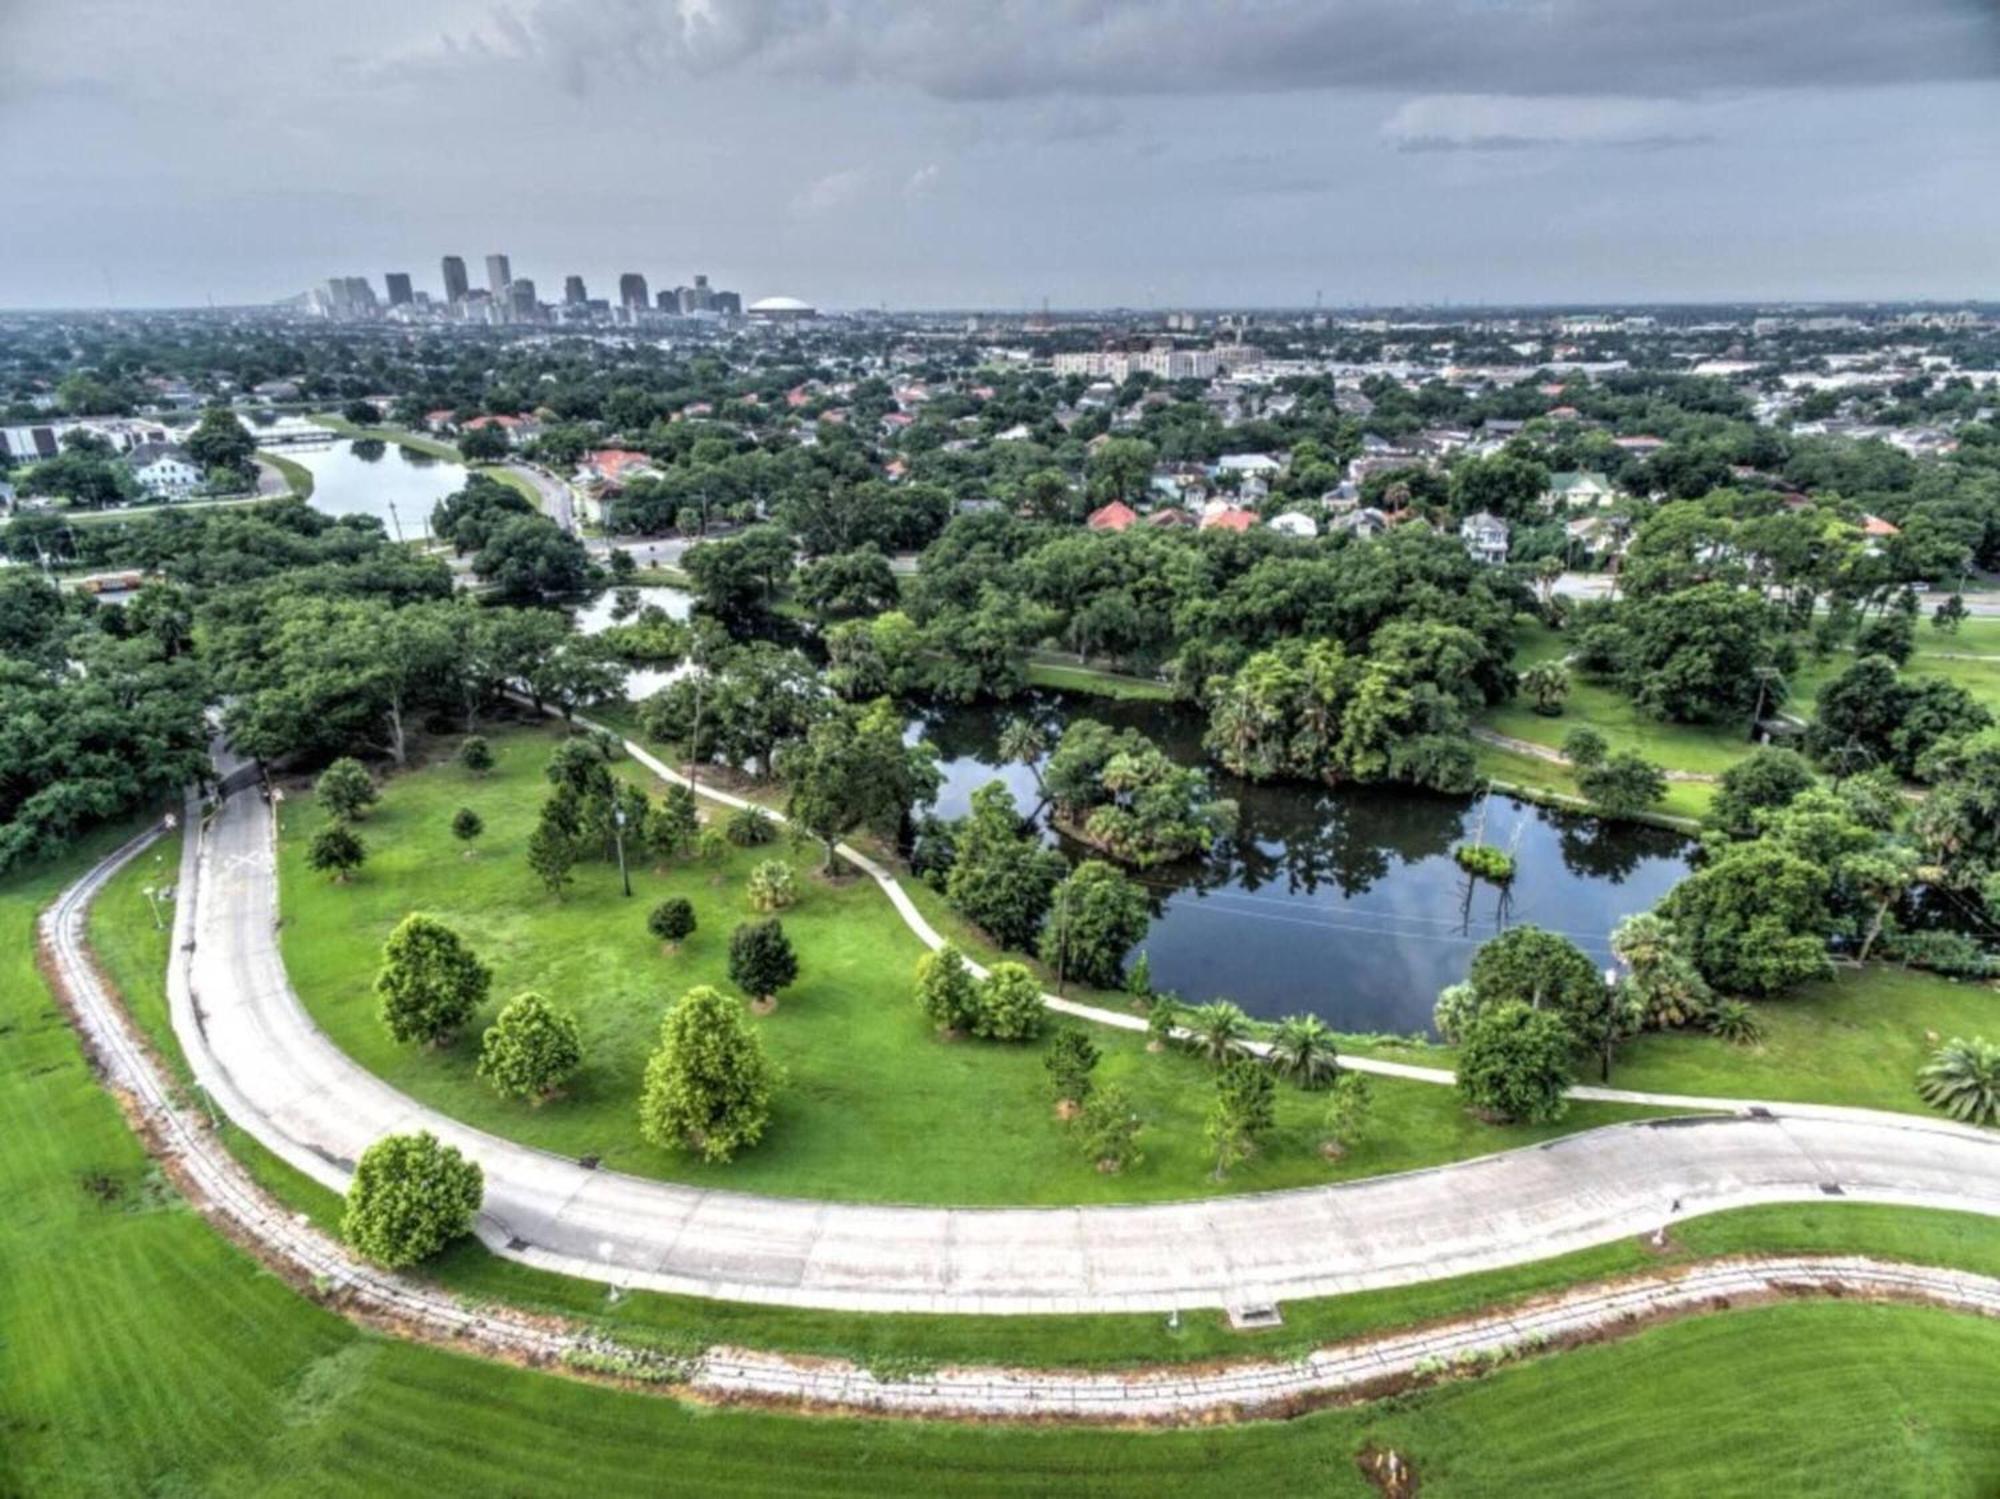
[1267,510,1319,539]
[1459,510,1511,565]
[1541,470,1618,509]
[124,443,203,499]
[1215,452,1284,478]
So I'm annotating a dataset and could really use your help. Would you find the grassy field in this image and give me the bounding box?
[1023,657,1177,701]
[1789,617,2000,718]
[275,723,1657,1206]
[1481,620,1756,780]
[1349,960,1998,1119]
[6,828,1994,1494]
[87,830,2000,1371]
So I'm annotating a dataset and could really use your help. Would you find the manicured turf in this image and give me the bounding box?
[87,838,2000,1370]
[1023,659,1177,701]
[1480,619,1757,778]
[12,819,1998,1495]
[1790,620,2000,718]
[1611,964,2000,1114]
[274,724,1658,1206]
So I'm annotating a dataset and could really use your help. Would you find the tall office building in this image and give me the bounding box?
[485,253,512,295]
[384,272,414,307]
[618,272,649,311]
[441,255,469,303]
[507,279,538,319]
[564,275,587,306]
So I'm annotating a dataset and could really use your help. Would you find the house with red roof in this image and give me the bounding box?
[1086,500,1139,533]
[1199,506,1257,533]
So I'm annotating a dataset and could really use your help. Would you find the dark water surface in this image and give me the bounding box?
[908,694,1692,1035]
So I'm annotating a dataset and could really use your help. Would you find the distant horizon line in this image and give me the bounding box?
[2,294,1996,318]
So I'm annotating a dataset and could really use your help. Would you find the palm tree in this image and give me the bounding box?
[1917,1037,2000,1126]
[1520,660,1570,717]
[1184,1000,1253,1066]
[998,715,1052,822]
[1268,1013,1340,1089]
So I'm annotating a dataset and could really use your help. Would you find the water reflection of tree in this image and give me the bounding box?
[1552,810,1685,884]
[350,438,386,462]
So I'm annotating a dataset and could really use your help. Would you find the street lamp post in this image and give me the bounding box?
[1600,965,1621,1084]
[613,804,632,898]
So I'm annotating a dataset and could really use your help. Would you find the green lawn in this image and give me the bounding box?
[87,831,2000,1372]
[10,826,1999,1495]
[276,723,1657,1207]
[1354,961,1998,1120]
[1791,620,2000,719]
[1611,964,2000,1114]
[1023,658,1176,701]
[1481,619,1757,777]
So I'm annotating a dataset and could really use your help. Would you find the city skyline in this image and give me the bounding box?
[4,1,1999,310]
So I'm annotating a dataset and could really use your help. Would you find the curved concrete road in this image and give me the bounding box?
[171,763,2000,1315]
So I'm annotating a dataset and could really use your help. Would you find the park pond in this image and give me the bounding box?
[576,586,1694,1035]
[279,434,469,536]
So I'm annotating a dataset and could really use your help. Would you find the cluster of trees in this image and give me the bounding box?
[1040,718,1233,867]
[914,782,1151,989]
[1204,632,1486,795]
[0,574,209,871]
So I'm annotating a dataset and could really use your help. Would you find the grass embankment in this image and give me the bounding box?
[276,723,1658,1206]
[314,413,463,462]
[1024,656,1177,701]
[5,823,1992,1494]
[258,450,316,500]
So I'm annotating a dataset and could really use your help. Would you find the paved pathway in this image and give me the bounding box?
[35,843,2000,1420]
[151,748,2000,1315]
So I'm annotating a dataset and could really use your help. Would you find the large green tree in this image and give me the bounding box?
[477,991,584,1102]
[637,985,779,1162]
[1038,859,1149,989]
[375,913,491,1044]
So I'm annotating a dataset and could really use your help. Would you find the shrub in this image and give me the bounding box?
[1561,726,1608,770]
[696,828,730,864]
[341,1131,482,1267]
[727,918,798,1006]
[1044,1027,1101,1106]
[746,859,797,912]
[1455,1002,1573,1124]
[451,807,484,844]
[725,805,777,847]
[1707,998,1764,1047]
[914,944,980,1033]
[459,735,495,776]
[306,822,367,881]
[1916,1037,2000,1126]
[1453,843,1515,883]
[972,962,1046,1041]
[1432,982,1482,1045]
[648,897,697,948]
[477,992,583,1101]
[1322,1070,1373,1154]
[1206,1058,1276,1177]
[316,757,377,821]
[1268,1013,1340,1089]
[1077,1085,1142,1171]
[1184,999,1253,1065]
[637,986,779,1161]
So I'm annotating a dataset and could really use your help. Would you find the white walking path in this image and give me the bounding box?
[34,831,2000,1421]
[136,730,2000,1316]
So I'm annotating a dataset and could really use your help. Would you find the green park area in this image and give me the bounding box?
[273,723,1659,1206]
[0,829,1991,1494]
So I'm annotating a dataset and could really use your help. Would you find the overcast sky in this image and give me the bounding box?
[5,0,1998,310]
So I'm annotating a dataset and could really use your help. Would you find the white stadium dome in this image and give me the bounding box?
[747,295,816,317]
